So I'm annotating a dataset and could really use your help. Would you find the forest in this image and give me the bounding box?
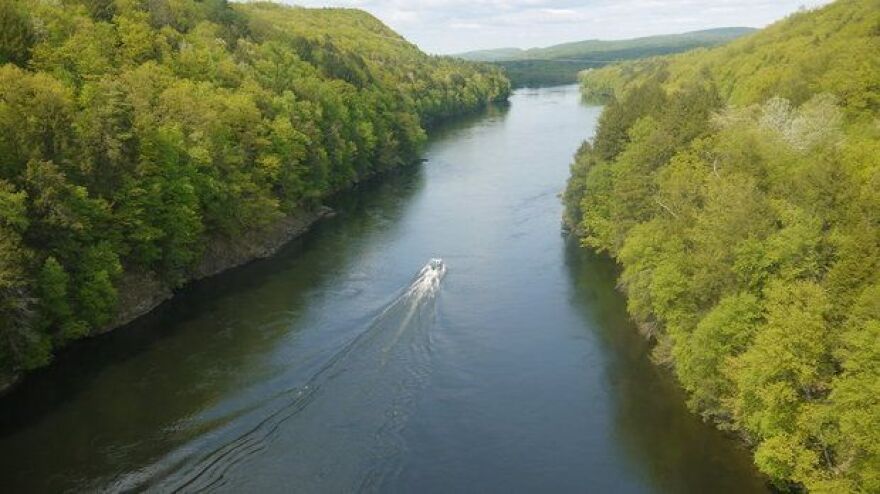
[456,28,755,88]
[0,0,509,388]
[566,0,879,491]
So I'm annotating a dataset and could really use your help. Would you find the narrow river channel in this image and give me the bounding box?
[0,85,768,493]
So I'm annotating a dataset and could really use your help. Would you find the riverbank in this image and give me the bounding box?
[111,206,337,330]
[0,206,333,396]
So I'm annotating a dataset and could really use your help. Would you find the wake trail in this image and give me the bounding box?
[107,260,447,493]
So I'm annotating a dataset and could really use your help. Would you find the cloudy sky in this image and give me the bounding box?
[279,0,833,54]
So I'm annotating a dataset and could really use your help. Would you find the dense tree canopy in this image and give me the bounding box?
[566,0,880,491]
[0,0,509,385]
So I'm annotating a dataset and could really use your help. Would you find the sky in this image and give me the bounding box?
[278,0,834,54]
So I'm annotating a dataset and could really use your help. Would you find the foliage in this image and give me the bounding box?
[565,0,880,490]
[0,0,509,380]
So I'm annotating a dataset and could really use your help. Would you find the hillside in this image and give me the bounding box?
[565,0,880,491]
[456,27,756,87]
[580,2,879,108]
[0,0,509,390]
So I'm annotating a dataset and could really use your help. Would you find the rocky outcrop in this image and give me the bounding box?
[107,206,335,331]
[194,207,334,280]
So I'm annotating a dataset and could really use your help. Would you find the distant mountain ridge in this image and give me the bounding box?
[455,27,757,87]
[455,27,757,62]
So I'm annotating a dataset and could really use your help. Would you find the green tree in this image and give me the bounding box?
[731,281,833,486]
[0,0,32,66]
[676,293,762,421]
[0,180,48,371]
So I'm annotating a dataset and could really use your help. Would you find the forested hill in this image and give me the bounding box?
[0,0,509,389]
[579,1,878,107]
[455,27,755,87]
[566,0,880,491]
[239,3,509,125]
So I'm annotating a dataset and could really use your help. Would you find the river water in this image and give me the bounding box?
[0,85,767,493]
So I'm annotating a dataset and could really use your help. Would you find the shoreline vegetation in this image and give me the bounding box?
[566,0,880,491]
[0,0,510,393]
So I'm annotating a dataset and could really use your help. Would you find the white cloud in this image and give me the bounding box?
[450,22,484,29]
[276,0,836,54]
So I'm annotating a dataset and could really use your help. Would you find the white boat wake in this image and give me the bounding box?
[108,260,447,493]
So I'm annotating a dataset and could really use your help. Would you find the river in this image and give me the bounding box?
[0,85,767,493]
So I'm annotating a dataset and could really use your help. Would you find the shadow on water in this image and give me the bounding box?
[0,162,430,492]
[562,239,770,493]
[424,101,511,143]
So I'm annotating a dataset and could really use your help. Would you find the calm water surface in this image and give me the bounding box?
[0,85,768,493]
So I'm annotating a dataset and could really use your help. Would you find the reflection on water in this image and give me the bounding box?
[0,86,767,493]
[563,244,764,493]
